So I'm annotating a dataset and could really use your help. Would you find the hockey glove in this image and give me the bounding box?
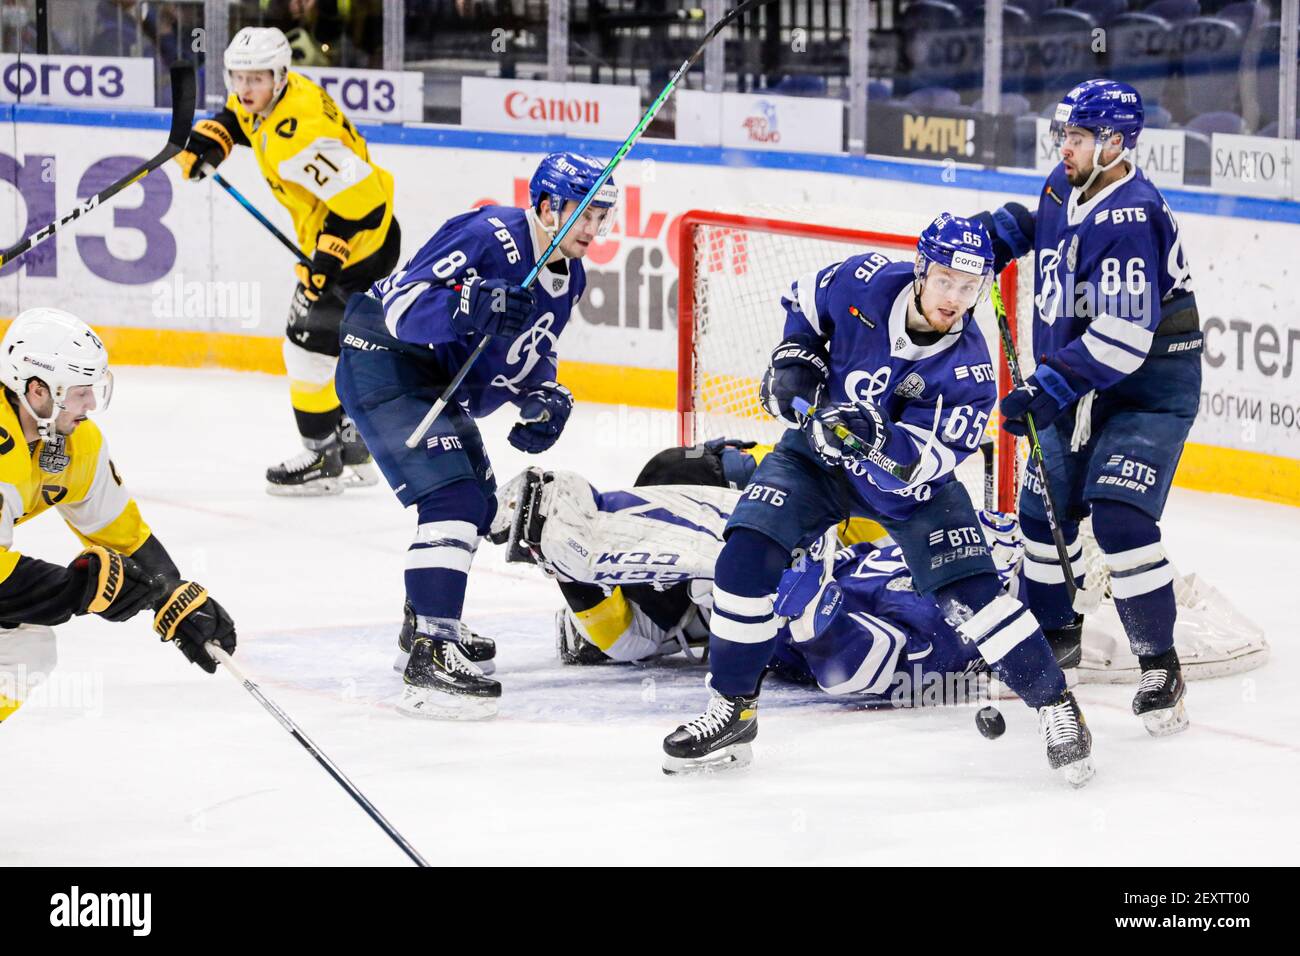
[1000,359,1081,436]
[174,118,236,182]
[509,381,574,454]
[972,202,1034,273]
[450,276,535,339]
[760,335,831,426]
[295,234,351,303]
[153,582,237,674]
[802,399,920,485]
[802,400,884,468]
[69,546,169,623]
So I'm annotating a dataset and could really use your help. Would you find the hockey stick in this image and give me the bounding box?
[206,643,429,867]
[211,173,350,304]
[990,276,1079,605]
[791,394,939,485]
[403,0,778,449]
[212,173,311,268]
[0,62,195,269]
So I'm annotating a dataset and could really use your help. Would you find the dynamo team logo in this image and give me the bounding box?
[491,311,558,395]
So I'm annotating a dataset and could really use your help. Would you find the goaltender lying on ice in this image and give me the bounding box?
[485,439,1268,708]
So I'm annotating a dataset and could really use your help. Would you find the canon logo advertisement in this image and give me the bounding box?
[462,77,640,136]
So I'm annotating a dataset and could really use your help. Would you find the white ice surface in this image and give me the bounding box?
[2,367,1297,866]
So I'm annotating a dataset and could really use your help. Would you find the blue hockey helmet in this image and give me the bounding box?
[529,152,618,236]
[1050,79,1144,150]
[914,213,995,309]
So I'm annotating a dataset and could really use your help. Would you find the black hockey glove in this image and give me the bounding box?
[509,381,574,453]
[760,335,830,426]
[295,234,351,303]
[153,582,237,674]
[69,546,169,623]
[175,117,236,182]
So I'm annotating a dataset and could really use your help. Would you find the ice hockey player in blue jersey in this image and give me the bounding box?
[491,443,1003,707]
[658,214,1094,784]
[335,151,617,720]
[973,79,1201,738]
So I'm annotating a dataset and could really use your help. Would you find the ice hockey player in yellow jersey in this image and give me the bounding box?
[174,26,401,496]
[0,309,237,724]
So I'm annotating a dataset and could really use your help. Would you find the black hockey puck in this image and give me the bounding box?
[976,706,1006,739]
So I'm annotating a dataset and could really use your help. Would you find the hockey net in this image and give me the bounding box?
[676,207,1268,681]
[676,207,1022,512]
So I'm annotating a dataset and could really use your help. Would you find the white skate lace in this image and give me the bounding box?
[441,640,482,677]
[1137,668,1168,693]
[1039,699,1081,747]
[277,448,322,474]
[682,694,735,740]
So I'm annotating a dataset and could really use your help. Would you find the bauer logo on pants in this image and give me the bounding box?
[928,525,989,570]
[1099,454,1158,493]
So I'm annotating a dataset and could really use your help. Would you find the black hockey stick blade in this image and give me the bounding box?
[165,60,197,151]
[0,61,196,269]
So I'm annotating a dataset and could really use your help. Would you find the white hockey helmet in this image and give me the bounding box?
[0,308,113,442]
[224,27,292,97]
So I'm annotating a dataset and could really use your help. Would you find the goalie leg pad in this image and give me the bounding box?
[537,473,735,585]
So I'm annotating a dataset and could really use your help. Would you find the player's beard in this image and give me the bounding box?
[1066,164,1092,188]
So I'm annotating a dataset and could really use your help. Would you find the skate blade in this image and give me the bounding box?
[1140,699,1189,737]
[662,742,753,776]
[265,479,345,497]
[397,685,498,721]
[1059,756,1096,788]
[342,462,379,488]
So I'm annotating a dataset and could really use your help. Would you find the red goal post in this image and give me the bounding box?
[675,209,1023,513]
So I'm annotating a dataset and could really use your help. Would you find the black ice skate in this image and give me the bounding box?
[1037,690,1095,788]
[398,634,501,721]
[339,416,379,489]
[393,601,495,674]
[265,439,345,496]
[1133,649,1188,737]
[1045,615,1083,687]
[662,680,759,775]
[556,608,612,665]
